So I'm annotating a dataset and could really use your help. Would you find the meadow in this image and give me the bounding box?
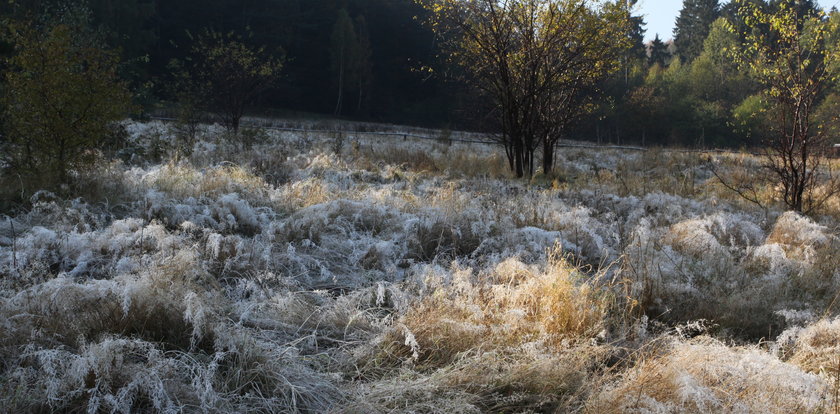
[0,121,837,413]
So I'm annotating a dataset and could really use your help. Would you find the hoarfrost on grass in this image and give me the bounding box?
[1,121,838,412]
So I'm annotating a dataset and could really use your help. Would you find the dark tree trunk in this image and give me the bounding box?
[514,137,525,178]
[542,138,554,174]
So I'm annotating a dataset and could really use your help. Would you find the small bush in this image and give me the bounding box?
[3,10,134,184]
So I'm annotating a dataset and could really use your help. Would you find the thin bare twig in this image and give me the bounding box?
[708,158,769,218]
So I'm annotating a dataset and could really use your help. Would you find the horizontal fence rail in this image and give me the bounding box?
[149,116,787,156]
[148,116,498,145]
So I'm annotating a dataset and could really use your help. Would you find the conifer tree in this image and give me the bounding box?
[648,34,670,67]
[627,0,647,61]
[674,0,720,62]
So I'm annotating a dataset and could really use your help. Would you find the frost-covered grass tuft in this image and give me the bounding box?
[587,336,834,413]
[370,250,611,369]
[779,317,840,391]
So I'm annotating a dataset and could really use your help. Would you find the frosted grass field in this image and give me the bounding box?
[0,121,838,413]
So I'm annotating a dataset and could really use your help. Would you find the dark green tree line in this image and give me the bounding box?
[574,0,838,151]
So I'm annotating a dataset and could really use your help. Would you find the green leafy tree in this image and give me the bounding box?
[827,7,840,85]
[624,85,666,146]
[2,9,134,183]
[686,18,756,146]
[660,59,700,145]
[180,29,283,132]
[727,0,840,213]
[577,2,647,147]
[166,65,205,154]
[732,94,772,145]
[674,0,720,62]
[419,0,632,177]
[770,0,821,19]
[696,18,753,101]
[814,93,839,145]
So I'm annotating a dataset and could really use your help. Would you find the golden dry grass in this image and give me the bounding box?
[370,247,612,370]
[150,162,269,201]
[785,318,840,393]
[586,336,834,414]
[352,248,617,412]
